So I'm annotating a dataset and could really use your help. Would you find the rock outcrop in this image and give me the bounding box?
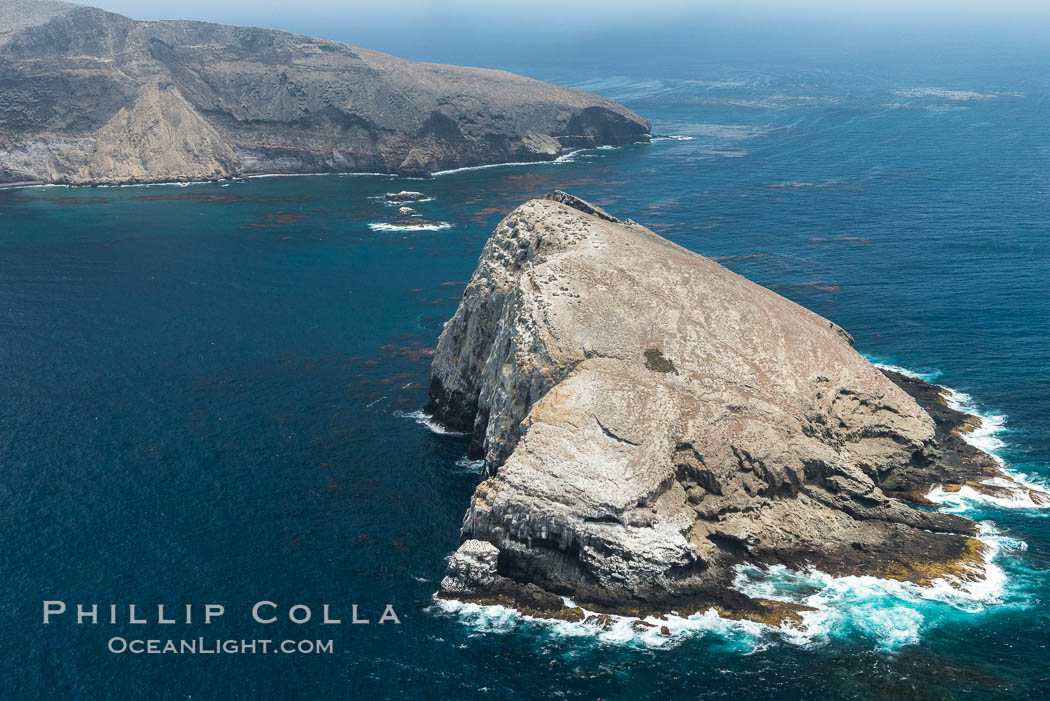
[385,191,428,203]
[427,192,1014,620]
[0,1,649,185]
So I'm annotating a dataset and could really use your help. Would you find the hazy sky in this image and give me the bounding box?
[83,0,1050,25]
[80,0,1050,72]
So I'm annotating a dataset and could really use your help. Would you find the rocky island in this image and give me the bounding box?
[427,192,1041,624]
[0,0,649,185]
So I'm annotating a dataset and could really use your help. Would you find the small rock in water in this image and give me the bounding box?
[386,191,428,203]
[398,206,420,217]
[583,613,614,631]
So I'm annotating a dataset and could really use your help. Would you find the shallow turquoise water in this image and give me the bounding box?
[2,59,1049,699]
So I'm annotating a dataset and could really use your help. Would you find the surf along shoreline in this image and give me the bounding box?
[415,363,1046,648]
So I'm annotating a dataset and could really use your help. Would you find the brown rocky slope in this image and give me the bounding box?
[0,0,649,184]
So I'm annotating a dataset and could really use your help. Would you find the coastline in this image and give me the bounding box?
[424,362,1043,648]
[0,144,643,190]
[430,517,1016,652]
[875,363,1050,509]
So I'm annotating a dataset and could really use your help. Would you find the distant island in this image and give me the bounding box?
[428,192,1046,624]
[0,0,650,185]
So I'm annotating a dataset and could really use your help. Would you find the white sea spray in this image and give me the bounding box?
[368,222,452,232]
[869,358,1050,510]
[426,364,1038,648]
[428,144,641,176]
[454,457,484,472]
[394,409,467,436]
[431,597,766,653]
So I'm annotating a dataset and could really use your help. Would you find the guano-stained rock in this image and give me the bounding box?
[428,192,1015,619]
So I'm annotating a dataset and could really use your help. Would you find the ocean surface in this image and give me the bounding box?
[3,47,1050,700]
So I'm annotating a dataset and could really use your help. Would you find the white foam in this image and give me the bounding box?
[871,360,1050,509]
[650,135,695,142]
[434,513,1028,653]
[90,179,219,189]
[430,149,597,176]
[926,479,1048,511]
[732,522,1015,651]
[454,457,485,472]
[434,360,1043,651]
[941,387,1007,458]
[249,171,395,178]
[378,196,434,204]
[394,410,467,436]
[433,599,522,634]
[870,358,1003,455]
[437,516,1022,652]
[866,358,941,382]
[432,597,767,652]
[7,171,393,191]
[368,221,452,232]
[0,182,57,190]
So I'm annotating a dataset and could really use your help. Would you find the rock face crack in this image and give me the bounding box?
[594,416,640,446]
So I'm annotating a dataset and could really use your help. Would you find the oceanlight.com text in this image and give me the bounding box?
[107,637,335,655]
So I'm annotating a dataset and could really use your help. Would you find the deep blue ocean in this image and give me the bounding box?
[3,42,1050,700]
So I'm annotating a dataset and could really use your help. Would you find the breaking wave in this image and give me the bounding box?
[435,523,1027,653]
[868,358,1050,511]
[435,359,1043,651]
[454,457,485,472]
[866,357,943,383]
[733,523,1021,651]
[395,409,467,436]
[368,222,452,232]
[431,597,765,653]
[430,150,587,176]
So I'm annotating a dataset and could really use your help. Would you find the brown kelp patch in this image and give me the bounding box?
[808,235,872,245]
[239,211,310,229]
[18,195,112,205]
[132,193,309,204]
[798,280,842,292]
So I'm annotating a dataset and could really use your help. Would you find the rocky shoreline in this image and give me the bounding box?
[881,370,1049,507]
[425,192,1042,625]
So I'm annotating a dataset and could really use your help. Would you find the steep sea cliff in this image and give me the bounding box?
[0,0,649,184]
